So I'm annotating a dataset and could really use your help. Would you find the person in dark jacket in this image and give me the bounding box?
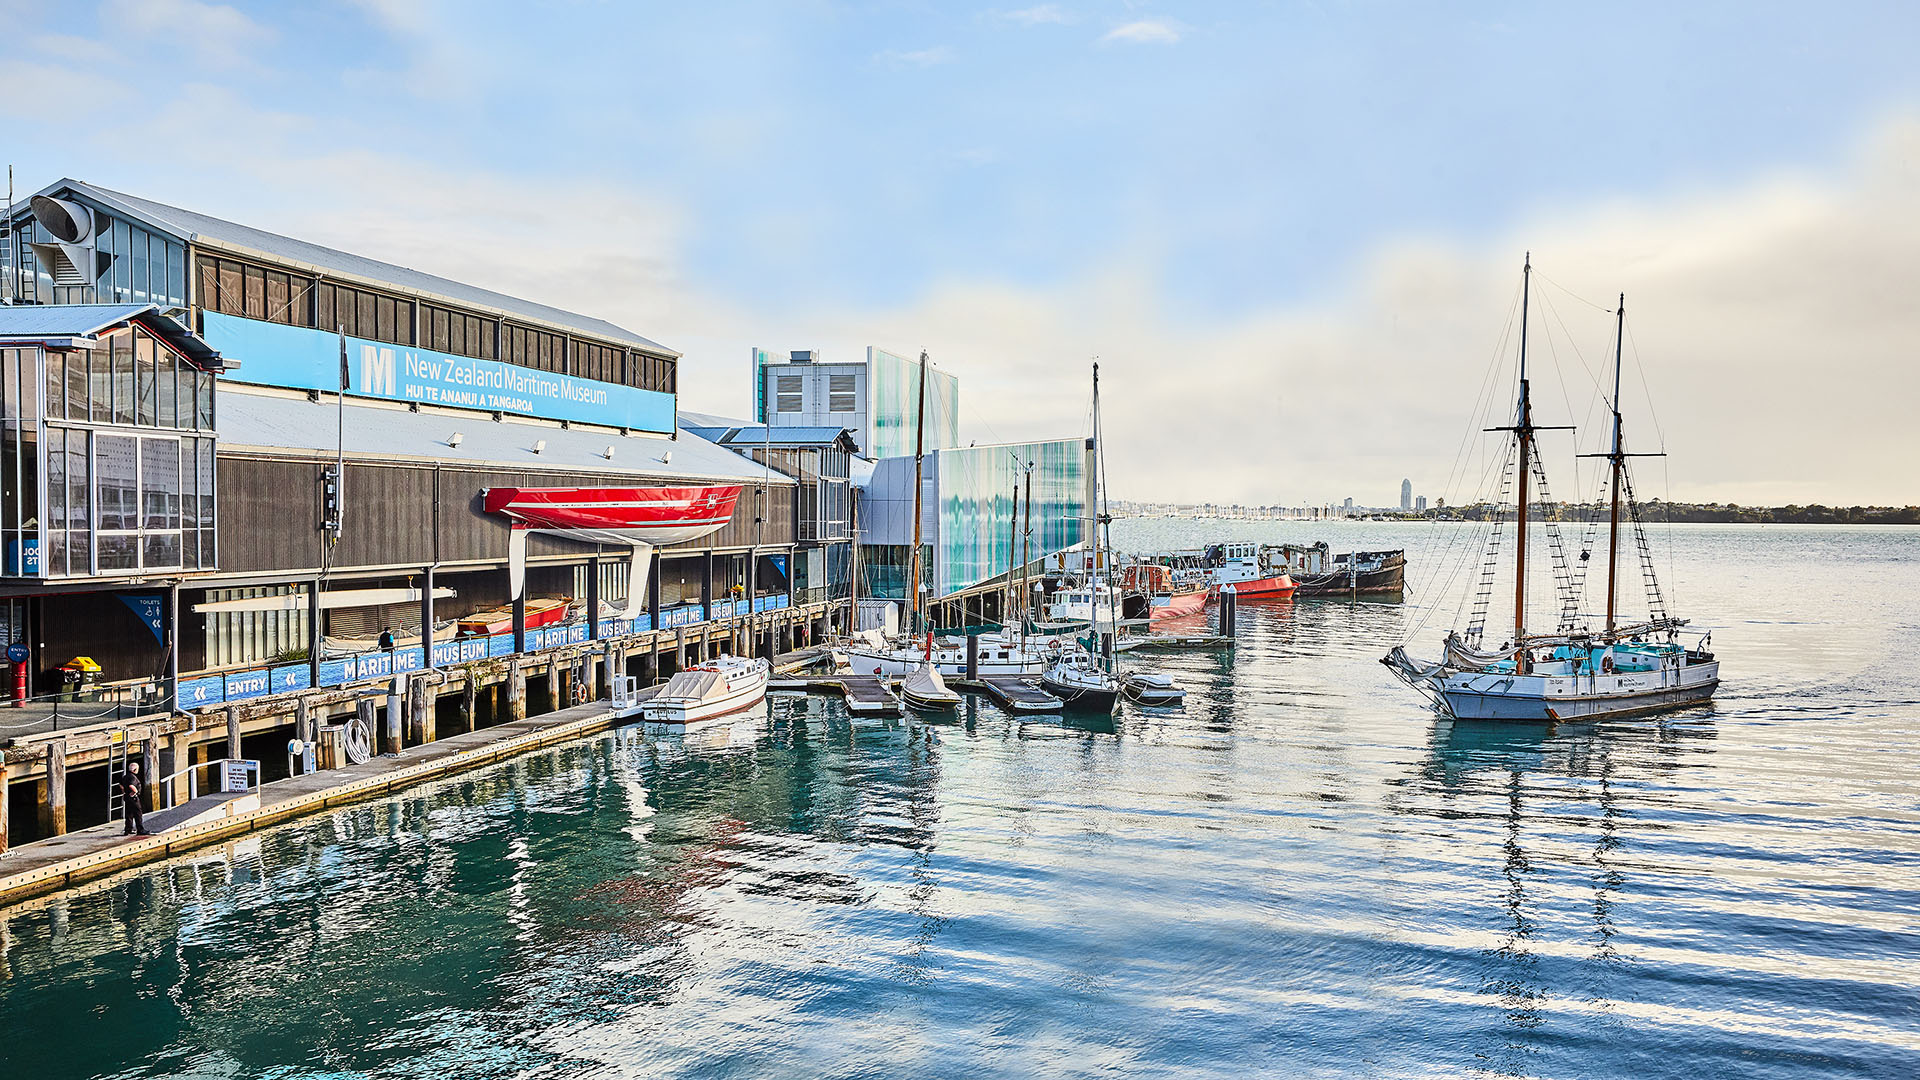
[122,759,152,836]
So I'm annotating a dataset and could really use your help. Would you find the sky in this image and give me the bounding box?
[5,0,1918,506]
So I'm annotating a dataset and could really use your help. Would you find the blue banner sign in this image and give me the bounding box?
[179,674,225,707]
[223,667,273,702]
[202,311,675,434]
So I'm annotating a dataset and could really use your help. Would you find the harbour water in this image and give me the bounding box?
[2,523,1916,1078]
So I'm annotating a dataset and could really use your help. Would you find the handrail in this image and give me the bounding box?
[155,756,260,804]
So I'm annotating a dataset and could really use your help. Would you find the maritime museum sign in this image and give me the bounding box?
[201,312,675,433]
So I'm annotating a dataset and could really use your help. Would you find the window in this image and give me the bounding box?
[90,433,190,573]
[829,374,856,412]
[504,324,566,374]
[198,254,313,326]
[309,280,413,345]
[776,375,803,413]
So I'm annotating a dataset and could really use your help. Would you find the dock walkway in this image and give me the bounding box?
[0,696,640,908]
[958,676,1063,713]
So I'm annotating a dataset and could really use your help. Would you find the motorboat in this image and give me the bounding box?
[1120,671,1186,706]
[1121,564,1208,623]
[638,654,771,724]
[1044,581,1122,626]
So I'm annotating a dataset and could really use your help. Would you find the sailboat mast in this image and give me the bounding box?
[908,349,930,638]
[1022,464,1033,646]
[1605,294,1626,635]
[1513,254,1533,670]
[1090,361,1101,591]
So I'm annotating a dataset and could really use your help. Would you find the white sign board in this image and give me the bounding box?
[222,759,252,793]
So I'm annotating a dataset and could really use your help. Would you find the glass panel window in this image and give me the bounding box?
[197,437,215,529]
[46,434,65,533]
[66,349,88,421]
[46,531,66,578]
[157,352,178,428]
[196,369,214,430]
[114,219,132,296]
[68,530,90,575]
[112,330,136,424]
[140,438,179,529]
[1,347,15,418]
[131,228,149,302]
[316,282,335,331]
[98,533,136,572]
[66,429,88,531]
[45,351,64,420]
[167,241,185,307]
[143,533,181,569]
[266,270,289,324]
[96,434,138,531]
[218,260,243,317]
[243,264,266,319]
[136,330,158,426]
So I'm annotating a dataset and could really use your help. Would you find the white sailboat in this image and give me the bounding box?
[1384,259,1720,721]
[1041,362,1122,712]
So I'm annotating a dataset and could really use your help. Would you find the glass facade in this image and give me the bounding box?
[6,211,188,308]
[0,330,217,579]
[867,347,959,460]
[859,438,1085,599]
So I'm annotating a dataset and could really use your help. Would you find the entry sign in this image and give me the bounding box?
[5,643,26,664]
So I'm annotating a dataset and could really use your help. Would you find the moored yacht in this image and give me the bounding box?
[639,654,771,725]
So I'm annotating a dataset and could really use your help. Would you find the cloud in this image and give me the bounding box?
[97,0,274,67]
[996,4,1075,25]
[874,46,955,69]
[675,116,1920,508]
[1100,18,1183,45]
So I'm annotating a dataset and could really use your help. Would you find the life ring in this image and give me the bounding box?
[1600,655,1614,674]
[1047,638,1060,649]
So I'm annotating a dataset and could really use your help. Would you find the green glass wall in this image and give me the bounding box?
[932,438,1084,595]
[867,347,958,460]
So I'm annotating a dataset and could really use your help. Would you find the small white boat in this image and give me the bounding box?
[842,629,1051,678]
[1120,671,1186,706]
[900,662,962,711]
[639,655,771,724]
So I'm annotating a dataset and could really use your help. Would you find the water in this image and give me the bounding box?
[3,523,1917,1079]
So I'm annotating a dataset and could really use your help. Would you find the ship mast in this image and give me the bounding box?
[1513,254,1533,671]
[908,349,930,645]
[1605,295,1626,636]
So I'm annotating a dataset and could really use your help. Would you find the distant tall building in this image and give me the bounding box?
[1400,478,1412,511]
[1415,495,1428,512]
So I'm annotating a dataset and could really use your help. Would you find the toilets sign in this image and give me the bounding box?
[202,311,675,433]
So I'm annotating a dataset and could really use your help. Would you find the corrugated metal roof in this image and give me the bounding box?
[0,302,225,368]
[683,423,855,447]
[0,302,154,337]
[21,179,676,357]
[218,386,785,483]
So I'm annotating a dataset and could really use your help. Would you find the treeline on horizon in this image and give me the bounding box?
[1417,502,1920,525]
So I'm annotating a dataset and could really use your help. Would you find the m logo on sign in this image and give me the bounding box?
[360,344,398,396]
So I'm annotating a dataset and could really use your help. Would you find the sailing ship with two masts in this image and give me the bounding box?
[1384,256,1721,722]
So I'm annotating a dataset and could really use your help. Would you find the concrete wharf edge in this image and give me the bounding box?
[0,697,636,910]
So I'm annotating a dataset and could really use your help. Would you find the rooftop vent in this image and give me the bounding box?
[789,350,819,363]
[28,195,112,287]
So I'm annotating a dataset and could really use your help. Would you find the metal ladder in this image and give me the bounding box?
[106,728,129,824]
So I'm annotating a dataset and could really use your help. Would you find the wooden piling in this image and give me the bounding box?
[42,741,67,838]
[225,706,241,761]
[0,757,10,854]
[546,658,559,714]
[461,671,478,733]
[409,678,433,745]
[381,683,403,756]
[507,658,527,721]
[141,738,159,812]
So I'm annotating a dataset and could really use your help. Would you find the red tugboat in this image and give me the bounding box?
[1203,542,1297,599]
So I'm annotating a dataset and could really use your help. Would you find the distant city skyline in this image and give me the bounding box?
[5,3,1916,503]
